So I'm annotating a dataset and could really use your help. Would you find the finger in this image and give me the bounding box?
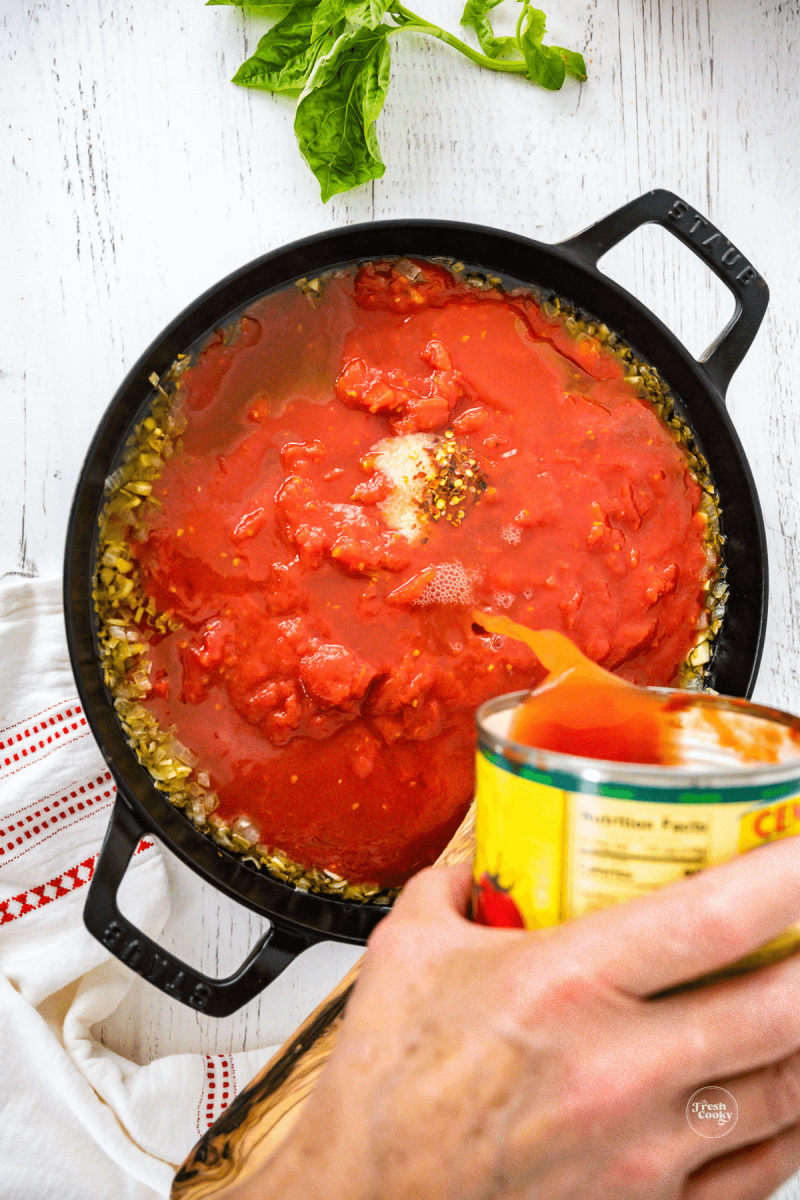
[558,836,800,997]
[386,863,475,923]
[362,865,479,982]
[656,951,800,1084]
[685,1122,800,1200]
[681,1049,800,1169]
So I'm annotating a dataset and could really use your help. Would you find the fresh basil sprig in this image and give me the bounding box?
[210,0,586,201]
[296,25,392,200]
[461,0,586,87]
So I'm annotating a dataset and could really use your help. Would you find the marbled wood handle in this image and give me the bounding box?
[171,803,476,1199]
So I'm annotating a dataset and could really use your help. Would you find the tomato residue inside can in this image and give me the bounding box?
[477,611,794,768]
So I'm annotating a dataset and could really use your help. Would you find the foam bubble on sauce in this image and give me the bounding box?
[501,524,521,545]
[492,591,514,610]
[372,433,437,543]
[415,561,476,606]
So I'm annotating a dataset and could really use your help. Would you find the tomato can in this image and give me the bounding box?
[473,689,800,977]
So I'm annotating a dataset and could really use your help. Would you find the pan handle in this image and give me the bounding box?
[556,188,769,399]
[84,799,317,1018]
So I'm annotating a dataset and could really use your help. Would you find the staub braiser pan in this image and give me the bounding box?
[65,189,770,1016]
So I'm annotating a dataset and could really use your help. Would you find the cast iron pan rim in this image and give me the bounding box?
[64,211,767,941]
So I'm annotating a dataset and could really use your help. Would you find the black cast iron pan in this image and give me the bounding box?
[65,189,769,1016]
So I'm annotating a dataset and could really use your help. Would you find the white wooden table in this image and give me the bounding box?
[4,0,800,1177]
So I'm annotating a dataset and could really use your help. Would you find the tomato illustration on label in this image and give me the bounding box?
[471,871,526,928]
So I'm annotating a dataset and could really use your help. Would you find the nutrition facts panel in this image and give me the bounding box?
[565,796,713,914]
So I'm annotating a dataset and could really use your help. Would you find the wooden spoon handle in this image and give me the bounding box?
[171,804,475,1199]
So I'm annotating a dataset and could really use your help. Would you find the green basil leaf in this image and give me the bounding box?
[519,7,571,91]
[460,0,517,59]
[295,25,391,202]
[310,0,389,40]
[343,0,393,28]
[311,0,346,40]
[522,41,565,89]
[232,0,344,93]
[522,5,546,46]
[553,46,587,81]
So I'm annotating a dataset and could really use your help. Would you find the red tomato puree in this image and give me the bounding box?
[129,260,713,888]
[478,611,680,765]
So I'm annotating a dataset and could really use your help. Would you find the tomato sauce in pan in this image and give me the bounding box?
[128,260,713,888]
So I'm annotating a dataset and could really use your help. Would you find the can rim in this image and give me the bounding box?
[476,689,800,803]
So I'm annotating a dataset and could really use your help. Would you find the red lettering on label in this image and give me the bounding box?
[754,810,775,839]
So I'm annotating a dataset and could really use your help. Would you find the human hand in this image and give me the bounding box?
[244,837,800,1200]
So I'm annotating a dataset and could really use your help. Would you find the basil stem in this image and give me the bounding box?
[389,3,529,73]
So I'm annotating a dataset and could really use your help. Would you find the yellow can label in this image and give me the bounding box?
[738,798,800,852]
[474,746,800,975]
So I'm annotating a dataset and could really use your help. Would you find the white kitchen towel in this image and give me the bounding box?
[0,576,279,1200]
